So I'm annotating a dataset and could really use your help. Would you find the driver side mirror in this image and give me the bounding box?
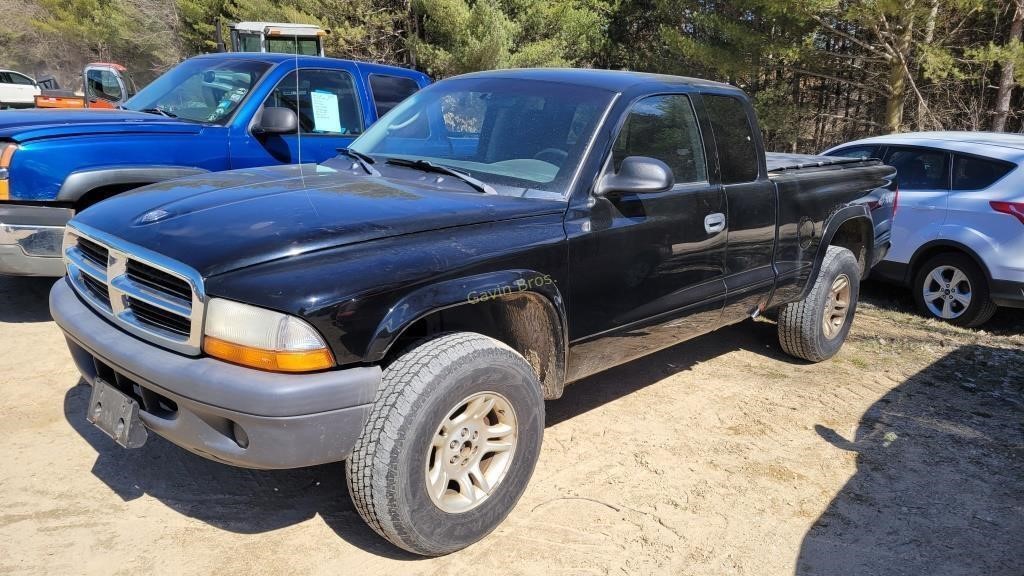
[595,156,674,197]
[254,107,298,135]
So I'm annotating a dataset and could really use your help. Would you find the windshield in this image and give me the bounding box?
[124,59,272,124]
[348,77,614,199]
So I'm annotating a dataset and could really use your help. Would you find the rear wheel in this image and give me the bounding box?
[778,246,860,362]
[346,332,544,556]
[913,253,996,328]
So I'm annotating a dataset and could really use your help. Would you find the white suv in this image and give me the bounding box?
[824,132,1024,327]
[0,69,40,109]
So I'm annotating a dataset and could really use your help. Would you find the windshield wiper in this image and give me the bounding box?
[385,158,496,195]
[140,107,177,118]
[337,148,379,176]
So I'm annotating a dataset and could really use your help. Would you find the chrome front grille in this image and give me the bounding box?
[63,223,206,355]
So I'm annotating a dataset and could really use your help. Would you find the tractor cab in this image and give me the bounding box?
[229,22,329,57]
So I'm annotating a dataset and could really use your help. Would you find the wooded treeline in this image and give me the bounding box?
[2,0,1023,151]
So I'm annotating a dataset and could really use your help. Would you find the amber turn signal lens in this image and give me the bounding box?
[0,144,15,168]
[203,336,334,373]
[0,180,8,201]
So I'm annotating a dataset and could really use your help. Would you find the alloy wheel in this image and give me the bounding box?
[425,391,518,513]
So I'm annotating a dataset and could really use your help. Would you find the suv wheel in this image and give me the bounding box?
[346,332,544,556]
[778,245,860,362]
[913,253,997,328]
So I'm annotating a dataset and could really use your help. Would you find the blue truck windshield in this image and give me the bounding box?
[124,59,272,124]
[349,77,614,198]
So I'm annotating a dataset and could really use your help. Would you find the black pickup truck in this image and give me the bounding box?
[50,69,895,555]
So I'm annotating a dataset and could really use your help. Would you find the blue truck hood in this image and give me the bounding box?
[71,163,565,278]
[0,109,203,142]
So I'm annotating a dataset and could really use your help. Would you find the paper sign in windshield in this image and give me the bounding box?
[310,90,342,133]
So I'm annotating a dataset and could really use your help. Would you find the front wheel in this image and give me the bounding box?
[778,245,861,362]
[913,253,997,328]
[346,332,545,556]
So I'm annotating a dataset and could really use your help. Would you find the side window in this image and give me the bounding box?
[952,155,1014,191]
[264,69,363,135]
[885,148,949,190]
[828,145,879,159]
[611,94,707,185]
[86,69,123,101]
[703,94,759,184]
[8,73,34,86]
[0,73,10,84]
[369,74,421,117]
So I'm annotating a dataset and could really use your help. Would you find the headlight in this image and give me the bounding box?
[0,142,17,200]
[202,298,334,372]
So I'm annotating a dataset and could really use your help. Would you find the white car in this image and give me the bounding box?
[824,132,1024,327]
[0,69,40,109]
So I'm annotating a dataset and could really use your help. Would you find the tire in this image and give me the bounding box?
[912,252,997,328]
[778,245,861,362]
[346,332,545,556]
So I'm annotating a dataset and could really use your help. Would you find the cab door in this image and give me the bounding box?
[565,93,727,381]
[882,146,951,265]
[702,93,778,323]
[230,66,367,168]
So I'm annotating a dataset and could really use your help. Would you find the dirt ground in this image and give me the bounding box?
[1,275,1021,576]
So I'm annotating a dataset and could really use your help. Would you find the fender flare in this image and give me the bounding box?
[364,269,569,396]
[57,166,210,202]
[798,204,874,301]
[907,239,994,286]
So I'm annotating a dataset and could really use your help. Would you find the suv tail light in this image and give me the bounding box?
[991,201,1024,225]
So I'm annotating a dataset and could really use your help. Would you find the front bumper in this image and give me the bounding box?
[50,279,382,469]
[0,203,73,276]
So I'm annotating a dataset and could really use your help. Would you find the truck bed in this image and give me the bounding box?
[765,152,881,174]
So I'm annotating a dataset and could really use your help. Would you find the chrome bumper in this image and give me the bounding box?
[0,204,73,276]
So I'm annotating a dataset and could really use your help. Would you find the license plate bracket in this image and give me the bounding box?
[86,378,148,448]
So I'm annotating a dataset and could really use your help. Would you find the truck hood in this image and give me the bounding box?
[0,109,202,142]
[72,164,565,277]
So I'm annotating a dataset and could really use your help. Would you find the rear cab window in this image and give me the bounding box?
[369,74,421,117]
[952,155,1015,190]
[703,94,759,184]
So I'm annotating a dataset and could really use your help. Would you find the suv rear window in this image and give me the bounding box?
[703,94,759,184]
[952,155,1014,190]
[885,148,949,190]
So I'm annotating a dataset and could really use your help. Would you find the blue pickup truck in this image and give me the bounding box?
[0,52,429,276]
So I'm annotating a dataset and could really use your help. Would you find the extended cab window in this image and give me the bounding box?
[611,94,707,184]
[265,69,362,135]
[369,74,421,117]
[703,94,759,184]
[885,147,949,190]
[952,155,1014,190]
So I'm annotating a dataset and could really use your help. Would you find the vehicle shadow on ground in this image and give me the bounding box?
[61,319,789,560]
[797,344,1024,576]
[0,275,56,323]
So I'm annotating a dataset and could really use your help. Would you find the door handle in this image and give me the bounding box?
[704,213,726,234]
